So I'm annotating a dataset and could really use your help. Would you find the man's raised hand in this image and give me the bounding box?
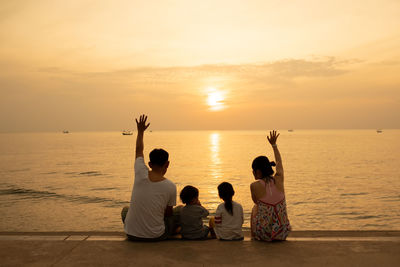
[135,114,150,132]
[267,130,280,146]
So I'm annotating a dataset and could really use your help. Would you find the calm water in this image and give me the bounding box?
[1,130,399,231]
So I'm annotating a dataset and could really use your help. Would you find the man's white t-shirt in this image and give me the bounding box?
[124,157,176,238]
[214,201,244,240]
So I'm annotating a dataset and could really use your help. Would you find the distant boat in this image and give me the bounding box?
[63,130,69,134]
[376,129,383,133]
[288,129,294,132]
[122,130,133,135]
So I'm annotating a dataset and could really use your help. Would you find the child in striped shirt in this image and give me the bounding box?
[212,182,244,240]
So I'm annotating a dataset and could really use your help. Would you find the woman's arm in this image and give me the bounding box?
[268,131,284,178]
[272,145,283,177]
[250,183,259,204]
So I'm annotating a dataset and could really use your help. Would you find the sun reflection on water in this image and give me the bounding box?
[209,132,222,180]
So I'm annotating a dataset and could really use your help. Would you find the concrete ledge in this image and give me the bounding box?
[1,231,400,242]
[3,230,399,236]
[1,231,399,266]
[1,230,400,238]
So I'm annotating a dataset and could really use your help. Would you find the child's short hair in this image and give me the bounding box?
[149,148,169,166]
[180,185,199,204]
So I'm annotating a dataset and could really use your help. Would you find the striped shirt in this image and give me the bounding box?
[214,201,244,240]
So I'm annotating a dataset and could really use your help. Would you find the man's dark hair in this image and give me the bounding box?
[149,148,169,166]
[180,185,199,204]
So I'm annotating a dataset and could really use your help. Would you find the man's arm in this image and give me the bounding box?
[165,185,177,217]
[165,206,173,217]
[135,115,150,159]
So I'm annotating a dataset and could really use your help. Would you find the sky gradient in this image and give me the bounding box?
[1,0,399,131]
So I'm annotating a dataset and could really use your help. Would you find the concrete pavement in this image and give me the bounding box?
[1,231,399,266]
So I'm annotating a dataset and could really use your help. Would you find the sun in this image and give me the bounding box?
[206,88,225,111]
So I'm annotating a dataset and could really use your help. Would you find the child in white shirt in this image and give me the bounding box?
[213,182,244,240]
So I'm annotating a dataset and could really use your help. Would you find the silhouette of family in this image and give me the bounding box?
[121,115,291,241]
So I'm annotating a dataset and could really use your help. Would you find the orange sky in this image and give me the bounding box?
[0,0,399,131]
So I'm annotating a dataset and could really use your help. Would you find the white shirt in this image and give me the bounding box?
[214,201,244,240]
[124,157,176,238]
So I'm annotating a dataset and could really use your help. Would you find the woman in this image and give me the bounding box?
[250,130,291,241]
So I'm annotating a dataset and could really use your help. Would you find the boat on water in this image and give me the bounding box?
[376,129,383,133]
[122,130,133,135]
[63,130,69,134]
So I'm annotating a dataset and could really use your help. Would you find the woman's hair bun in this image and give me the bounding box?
[252,156,275,177]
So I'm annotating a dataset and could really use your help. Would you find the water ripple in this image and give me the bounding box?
[0,187,128,208]
[79,171,103,176]
[340,192,368,196]
[91,187,117,191]
[350,215,381,220]
[63,171,108,178]
[6,168,31,173]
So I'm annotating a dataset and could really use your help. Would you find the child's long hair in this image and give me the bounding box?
[218,182,235,215]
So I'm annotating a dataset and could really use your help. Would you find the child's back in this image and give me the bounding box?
[180,204,209,239]
[214,201,244,240]
[179,185,211,239]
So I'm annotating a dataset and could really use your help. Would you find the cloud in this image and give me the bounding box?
[372,60,400,66]
[0,1,30,23]
[37,57,353,85]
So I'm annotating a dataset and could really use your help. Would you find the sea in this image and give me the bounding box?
[1,130,399,231]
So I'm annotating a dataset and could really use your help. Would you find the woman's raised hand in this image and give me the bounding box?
[135,114,150,132]
[267,130,280,146]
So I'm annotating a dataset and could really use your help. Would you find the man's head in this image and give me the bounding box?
[149,148,169,174]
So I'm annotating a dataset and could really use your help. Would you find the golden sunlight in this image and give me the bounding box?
[206,88,225,111]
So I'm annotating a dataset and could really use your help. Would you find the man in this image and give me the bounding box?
[121,115,177,241]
